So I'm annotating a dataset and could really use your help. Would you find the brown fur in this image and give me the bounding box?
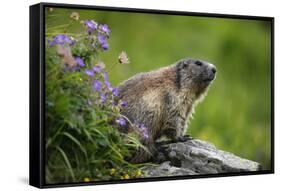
[118,58,216,162]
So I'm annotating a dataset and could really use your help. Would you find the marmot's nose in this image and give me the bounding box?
[211,67,216,74]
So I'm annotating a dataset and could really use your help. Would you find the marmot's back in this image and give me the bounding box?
[118,66,176,99]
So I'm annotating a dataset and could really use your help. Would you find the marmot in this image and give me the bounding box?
[118,58,216,162]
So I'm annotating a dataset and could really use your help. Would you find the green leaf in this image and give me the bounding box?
[55,146,75,181]
[60,132,87,157]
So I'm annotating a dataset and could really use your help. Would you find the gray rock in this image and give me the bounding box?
[144,138,262,177]
[144,161,197,177]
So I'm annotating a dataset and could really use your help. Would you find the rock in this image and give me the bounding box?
[144,138,262,177]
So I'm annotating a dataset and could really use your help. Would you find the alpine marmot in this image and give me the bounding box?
[118,58,216,162]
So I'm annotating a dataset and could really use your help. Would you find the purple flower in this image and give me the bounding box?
[120,101,128,107]
[93,65,101,73]
[48,34,75,46]
[103,72,111,89]
[64,35,74,45]
[75,57,85,67]
[97,33,107,43]
[99,24,111,34]
[111,87,119,96]
[72,66,80,71]
[93,80,102,91]
[53,34,66,45]
[116,117,126,127]
[84,20,97,34]
[142,129,149,139]
[105,81,111,89]
[100,93,107,103]
[137,123,149,139]
[84,69,94,76]
[101,42,109,50]
[47,39,55,47]
[97,33,109,50]
[103,72,108,81]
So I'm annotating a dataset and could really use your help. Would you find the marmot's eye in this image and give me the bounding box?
[195,61,203,66]
[182,62,188,68]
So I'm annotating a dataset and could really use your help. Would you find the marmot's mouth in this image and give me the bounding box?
[203,75,215,82]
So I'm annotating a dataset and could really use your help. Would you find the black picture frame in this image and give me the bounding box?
[29,2,275,188]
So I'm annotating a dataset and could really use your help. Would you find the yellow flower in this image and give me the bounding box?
[110,168,116,175]
[70,12,80,21]
[124,174,130,179]
[136,169,142,177]
[83,177,91,182]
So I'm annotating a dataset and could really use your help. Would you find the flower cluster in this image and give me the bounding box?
[83,20,111,51]
[47,15,135,132]
[83,62,129,111]
[47,13,144,143]
[109,168,143,179]
[46,11,148,184]
[48,34,76,47]
[48,22,130,128]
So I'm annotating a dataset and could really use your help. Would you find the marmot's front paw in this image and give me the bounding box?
[154,151,166,163]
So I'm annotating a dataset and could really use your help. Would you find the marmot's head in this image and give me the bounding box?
[176,58,216,97]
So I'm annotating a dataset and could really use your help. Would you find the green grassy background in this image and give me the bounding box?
[46,8,272,169]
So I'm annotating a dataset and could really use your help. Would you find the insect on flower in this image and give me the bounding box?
[118,51,130,64]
